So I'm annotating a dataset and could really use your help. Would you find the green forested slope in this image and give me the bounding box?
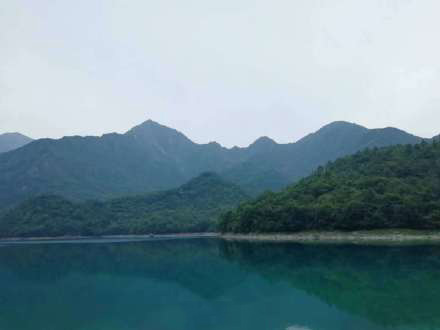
[220,140,440,233]
[0,173,248,237]
[0,121,241,208]
[0,120,423,209]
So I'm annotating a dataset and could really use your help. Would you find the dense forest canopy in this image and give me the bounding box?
[220,140,440,233]
[0,173,248,238]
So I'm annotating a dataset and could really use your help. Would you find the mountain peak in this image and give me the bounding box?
[126,119,168,132]
[252,136,276,145]
[126,120,183,135]
[0,132,33,153]
[1,132,27,137]
[125,119,194,147]
[0,132,33,140]
[248,136,277,152]
[318,121,367,132]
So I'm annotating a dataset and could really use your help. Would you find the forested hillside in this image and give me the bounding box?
[0,120,423,209]
[0,173,247,238]
[220,140,440,233]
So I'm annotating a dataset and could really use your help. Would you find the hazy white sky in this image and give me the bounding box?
[1,0,439,147]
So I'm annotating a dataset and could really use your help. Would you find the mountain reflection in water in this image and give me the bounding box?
[0,238,439,330]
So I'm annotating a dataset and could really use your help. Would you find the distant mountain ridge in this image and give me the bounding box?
[0,120,424,209]
[221,121,422,191]
[0,132,33,153]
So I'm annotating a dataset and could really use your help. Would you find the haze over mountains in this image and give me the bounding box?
[0,120,427,209]
[0,133,33,153]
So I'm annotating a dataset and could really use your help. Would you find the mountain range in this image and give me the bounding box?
[0,120,427,209]
[0,133,33,153]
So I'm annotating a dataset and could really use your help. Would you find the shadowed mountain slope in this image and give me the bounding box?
[0,120,423,208]
[221,121,422,191]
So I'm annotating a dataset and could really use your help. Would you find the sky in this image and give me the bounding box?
[1,0,439,147]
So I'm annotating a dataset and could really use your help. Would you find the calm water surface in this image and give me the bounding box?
[0,238,439,330]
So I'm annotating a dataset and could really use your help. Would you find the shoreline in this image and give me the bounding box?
[0,233,219,243]
[3,230,440,245]
[221,230,440,244]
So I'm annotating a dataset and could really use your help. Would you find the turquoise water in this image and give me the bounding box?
[0,238,439,330]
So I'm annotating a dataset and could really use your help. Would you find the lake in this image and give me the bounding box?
[0,238,439,330]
